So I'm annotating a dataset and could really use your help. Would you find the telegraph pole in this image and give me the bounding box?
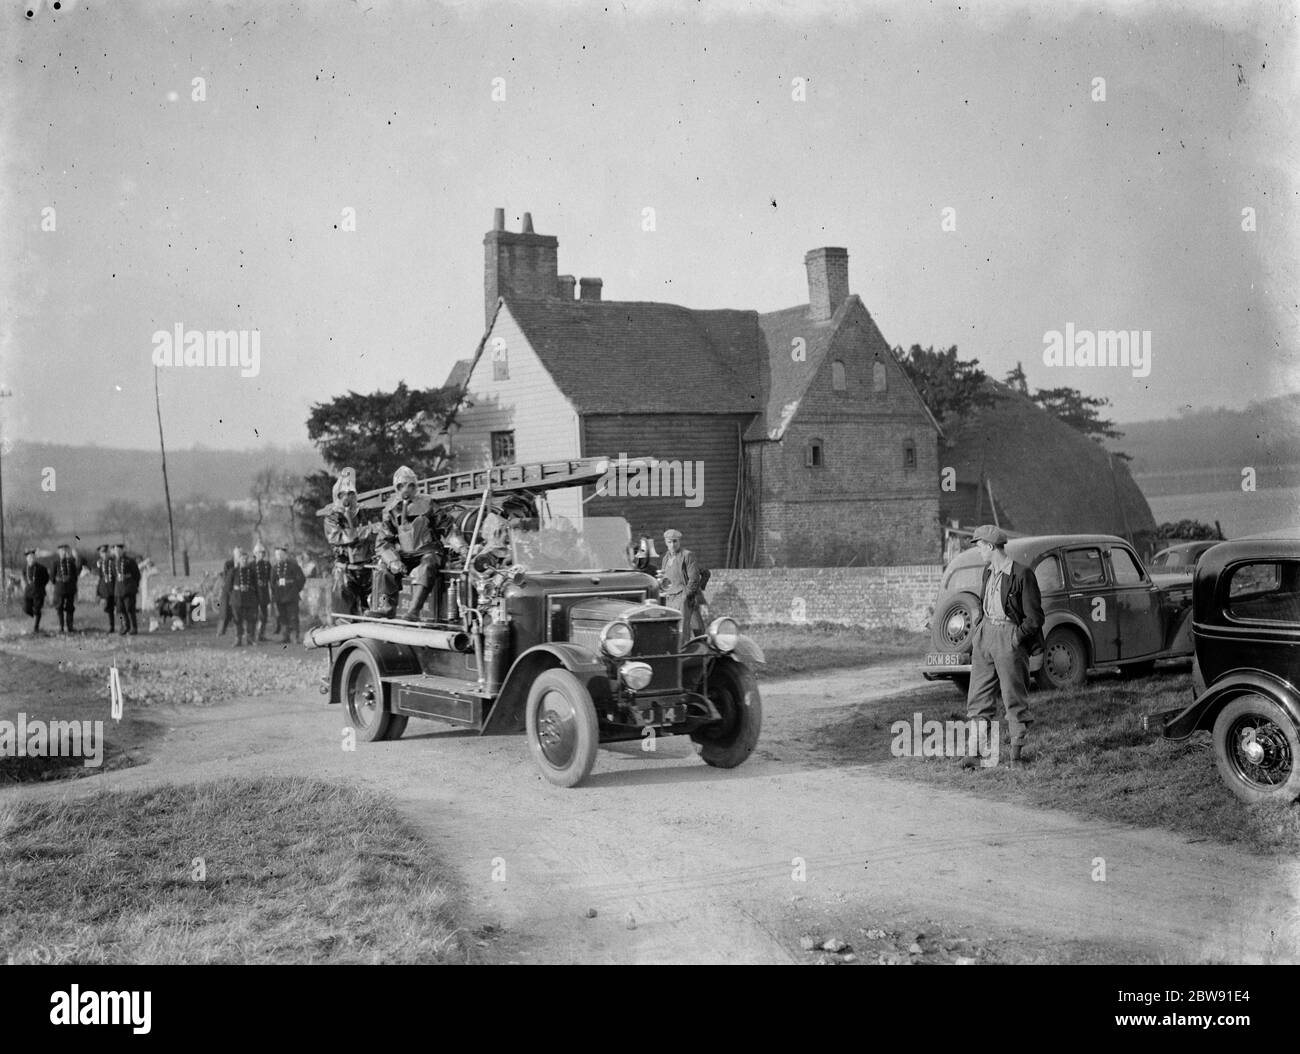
[0,386,12,583]
[154,367,177,574]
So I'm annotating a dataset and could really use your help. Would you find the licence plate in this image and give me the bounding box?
[925,653,964,667]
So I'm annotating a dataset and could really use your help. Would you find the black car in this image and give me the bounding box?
[307,457,763,787]
[1154,537,1300,803]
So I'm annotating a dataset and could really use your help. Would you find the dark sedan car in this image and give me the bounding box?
[1153,537,1300,803]
[1149,539,1222,574]
[923,534,1195,692]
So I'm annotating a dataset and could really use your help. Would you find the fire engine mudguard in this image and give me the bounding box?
[482,643,614,736]
[326,637,422,706]
[1161,669,1300,741]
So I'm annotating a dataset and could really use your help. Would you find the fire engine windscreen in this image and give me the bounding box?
[506,516,634,573]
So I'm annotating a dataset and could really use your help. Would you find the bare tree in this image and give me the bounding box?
[250,468,277,547]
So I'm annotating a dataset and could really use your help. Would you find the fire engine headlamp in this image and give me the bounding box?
[708,617,739,652]
[619,662,653,691]
[600,620,634,658]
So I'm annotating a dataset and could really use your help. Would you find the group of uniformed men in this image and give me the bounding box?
[21,542,140,635]
[216,542,308,646]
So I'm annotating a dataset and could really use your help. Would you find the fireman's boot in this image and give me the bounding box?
[374,595,398,619]
[402,586,431,622]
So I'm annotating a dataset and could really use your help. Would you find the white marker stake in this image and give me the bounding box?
[110,666,123,721]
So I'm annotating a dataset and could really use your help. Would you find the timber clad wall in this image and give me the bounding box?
[582,413,748,570]
[707,565,944,631]
[450,304,584,524]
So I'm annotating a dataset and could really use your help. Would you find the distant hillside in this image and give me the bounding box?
[1113,392,1300,494]
[2,443,325,531]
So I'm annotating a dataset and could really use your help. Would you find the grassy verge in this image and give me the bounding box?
[748,622,925,679]
[805,669,1300,854]
[0,777,466,964]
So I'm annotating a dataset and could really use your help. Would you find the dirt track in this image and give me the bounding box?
[5,657,1298,964]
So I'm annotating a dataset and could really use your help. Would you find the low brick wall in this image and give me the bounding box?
[706,566,944,632]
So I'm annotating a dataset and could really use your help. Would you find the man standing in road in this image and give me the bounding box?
[251,542,273,642]
[22,548,49,635]
[229,547,259,647]
[50,542,80,633]
[95,544,117,633]
[964,524,1043,767]
[657,528,705,642]
[271,543,307,643]
[112,542,140,636]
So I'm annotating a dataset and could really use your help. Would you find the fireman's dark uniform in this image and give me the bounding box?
[271,552,307,642]
[230,559,260,645]
[22,552,49,633]
[252,554,273,641]
[376,493,444,619]
[50,546,80,632]
[325,503,375,616]
[95,546,117,631]
[112,548,140,635]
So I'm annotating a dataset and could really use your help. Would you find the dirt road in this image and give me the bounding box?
[6,660,1298,964]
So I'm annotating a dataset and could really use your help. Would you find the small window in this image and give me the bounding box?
[872,361,887,392]
[491,337,509,380]
[490,430,515,465]
[832,360,846,391]
[902,438,916,471]
[1109,547,1146,586]
[1034,554,1064,594]
[1227,561,1300,623]
[805,438,823,468]
[1064,547,1106,587]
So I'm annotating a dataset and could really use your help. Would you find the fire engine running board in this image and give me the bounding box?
[386,673,494,729]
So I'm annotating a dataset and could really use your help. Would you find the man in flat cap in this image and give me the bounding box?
[50,542,81,633]
[964,525,1043,766]
[22,548,49,634]
[657,528,706,643]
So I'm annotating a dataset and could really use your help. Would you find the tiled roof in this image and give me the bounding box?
[504,299,765,416]
[751,300,845,440]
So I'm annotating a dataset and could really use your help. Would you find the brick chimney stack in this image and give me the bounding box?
[805,247,849,322]
[483,208,560,326]
[578,277,603,302]
[556,274,576,299]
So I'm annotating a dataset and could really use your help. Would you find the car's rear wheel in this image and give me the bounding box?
[1212,694,1300,804]
[691,660,762,769]
[930,592,980,654]
[340,648,397,743]
[525,669,599,787]
[1037,628,1087,690]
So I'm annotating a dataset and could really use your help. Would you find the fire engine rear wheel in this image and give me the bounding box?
[1212,694,1300,804]
[340,648,397,743]
[525,669,599,788]
[691,660,762,769]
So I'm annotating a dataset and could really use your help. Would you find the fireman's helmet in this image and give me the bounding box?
[392,466,418,488]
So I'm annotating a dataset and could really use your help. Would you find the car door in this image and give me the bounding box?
[1062,545,1119,663]
[1108,544,1163,659]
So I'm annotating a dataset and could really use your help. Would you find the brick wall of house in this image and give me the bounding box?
[705,565,944,631]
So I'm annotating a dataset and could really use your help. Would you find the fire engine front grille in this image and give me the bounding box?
[630,619,680,691]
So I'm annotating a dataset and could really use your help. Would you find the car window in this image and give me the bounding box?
[946,565,984,594]
[1109,547,1146,585]
[1226,561,1300,623]
[1064,547,1106,587]
[1033,554,1063,593]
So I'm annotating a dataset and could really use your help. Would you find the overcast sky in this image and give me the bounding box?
[2,0,1295,451]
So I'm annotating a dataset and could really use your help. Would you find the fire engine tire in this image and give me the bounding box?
[692,660,762,769]
[381,715,409,741]
[340,648,396,743]
[1211,694,1300,804]
[525,669,599,788]
[930,592,980,655]
[1037,628,1088,690]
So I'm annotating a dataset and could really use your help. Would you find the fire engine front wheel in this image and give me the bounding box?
[691,660,762,769]
[340,648,404,743]
[525,669,599,788]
